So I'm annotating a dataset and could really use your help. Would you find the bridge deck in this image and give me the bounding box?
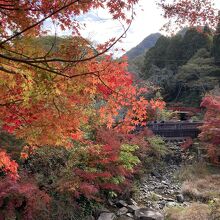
[147,122,203,139]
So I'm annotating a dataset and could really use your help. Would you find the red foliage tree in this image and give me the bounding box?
[0,0,162,147]
[0,150,50,219]
[200,95,220,163]
[158,0,219,31]
[0,177,50,220]
[58,142,139,200]
[0,150,19,180]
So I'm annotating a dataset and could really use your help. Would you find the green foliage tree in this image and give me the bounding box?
[140,27,220,106]
[213,21,220,65]
[181,28,212,62]
[174,48,220,106]
[165,35,183,70]
[142,36,170,78]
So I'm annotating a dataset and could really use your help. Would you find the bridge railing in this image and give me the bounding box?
[147,121,203,138]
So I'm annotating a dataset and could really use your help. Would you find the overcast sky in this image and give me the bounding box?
[45,0,220,55]
[79,0,220,54]
[80,0,167,54]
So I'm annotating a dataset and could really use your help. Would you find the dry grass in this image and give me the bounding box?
[176,161,209,182]
[182,175,220,201]
[165,203,211,220]
[169,162,220,219]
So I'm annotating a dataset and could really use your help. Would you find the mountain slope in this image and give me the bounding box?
[125,33,161,60]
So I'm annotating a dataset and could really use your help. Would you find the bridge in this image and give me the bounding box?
[147,121,203,140]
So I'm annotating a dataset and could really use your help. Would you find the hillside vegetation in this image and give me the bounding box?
[125,33,161,76]
[131,26,220,106]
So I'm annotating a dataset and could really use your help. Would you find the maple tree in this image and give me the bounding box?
[0,1,167,217]
[0,0,167,146]
[0,0,137,76]
[159,0,219,31]
[0,150,19,180]
[200,95,220,164]
[0,52,164,145]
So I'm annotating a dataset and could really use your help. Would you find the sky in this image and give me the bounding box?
[79,0,220,55]
[45,0,220,55]
[79,0,167,53]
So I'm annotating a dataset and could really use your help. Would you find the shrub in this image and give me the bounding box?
[0,177,50,220]
[24,146,69,194]
[58,142,140,200]
[147,136,169,159]
[0,150,19,180]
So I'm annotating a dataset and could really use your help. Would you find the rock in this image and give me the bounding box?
[108,199,116,206]
[158,200,166,206]
[166,202,177,207]
[115,200,128,208]
[165,198,175,202]
[98,212,116,220]
[117,207,128,216]
[94,207,111,218]
[117,216,134,220]
[127,198,138,206]
[134,208,164,220]
[176,194,184,203]
[161,180,168,185]
[127,205,140,213]
[151,171,161,179]
[126,213,134,218]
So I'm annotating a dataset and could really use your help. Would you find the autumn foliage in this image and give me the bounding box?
[200,95,220,164]
[0,149,50,219]
[0,0,157,146]
[29,128,152,201]
[0,177,50,220]
[0,45,164,146]
[0,0,168,218]
[159,0,219,31]
[0,150,19,180]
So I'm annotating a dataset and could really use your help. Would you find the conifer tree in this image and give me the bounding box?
[213,12,220,65]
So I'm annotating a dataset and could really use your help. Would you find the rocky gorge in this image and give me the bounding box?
[88,140,198,220]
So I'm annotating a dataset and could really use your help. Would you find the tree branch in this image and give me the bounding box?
[0,0,80,46]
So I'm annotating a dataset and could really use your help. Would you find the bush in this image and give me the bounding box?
[147,136,169,159]
[58,142,140,200]
[0,177,50,220]
[181,175,220,202]
[24,146,69,194]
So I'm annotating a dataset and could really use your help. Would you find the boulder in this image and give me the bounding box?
[134,208,164,220]
[176,194,184,203]
[127,205,140,213]
[117,207,128,216]
[127,198,138,206]
[94,207,111,218]
[115,200,128,208]
[166,202,177,207]
[98,212,116,220]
